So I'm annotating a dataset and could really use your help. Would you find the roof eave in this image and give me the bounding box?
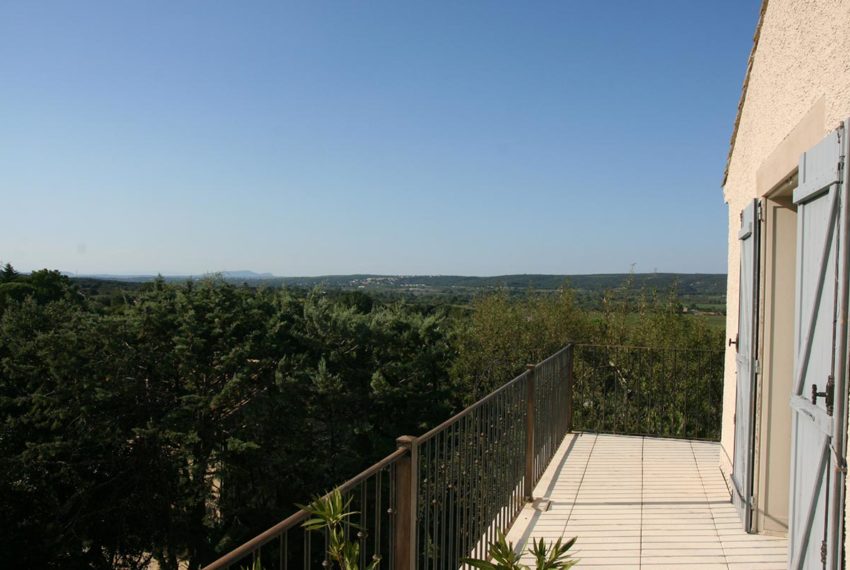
[722,0,770,189]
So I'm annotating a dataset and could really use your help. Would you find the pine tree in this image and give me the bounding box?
[0,262,18,283]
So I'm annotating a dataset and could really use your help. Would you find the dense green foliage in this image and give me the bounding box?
[0,268,454,569]
[451,289,592,400]
[568,285,725,439]
[0,264,723,568]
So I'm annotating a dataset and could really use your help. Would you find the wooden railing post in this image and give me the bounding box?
[394,435,417,570]
[567,344,574,433]
[524,364,536,501]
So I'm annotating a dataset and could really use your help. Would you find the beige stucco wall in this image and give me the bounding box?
[720,0,850,480]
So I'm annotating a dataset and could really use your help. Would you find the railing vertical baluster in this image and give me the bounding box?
[567,344,574,433]
[421,439,430,569]
[356,479,365,567]
[388,462,396,569]
[459,413,468,562]
[471,408,477,558]
[438,430,447,570]
[496,391,504,537]
[515,380,522,512]
[476,406,484,558]
[480,404,487,555]
[524,364,536,501]
[446,422,455,569]
[487,390,495,548]
[466,410,474,559]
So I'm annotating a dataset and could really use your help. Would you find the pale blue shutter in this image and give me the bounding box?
[788,122,847,570]
[732,198,760,532]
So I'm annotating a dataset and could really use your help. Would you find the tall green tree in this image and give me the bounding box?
[451,288,590,400]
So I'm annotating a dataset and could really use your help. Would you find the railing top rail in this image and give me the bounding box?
[575,343,724,352]
[535,344,572,368]
[415,343,573,445]
[415,369,530,444]
[202,447,407,570]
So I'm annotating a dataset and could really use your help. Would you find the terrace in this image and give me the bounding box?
[204,345,787,570]
[507,433,786,569]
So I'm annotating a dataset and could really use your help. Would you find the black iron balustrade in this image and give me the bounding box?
[202,449,402,570]
[201,343,725,569]
[532,347,573,485]
[572,344,725,441]
[203,345,575,570]
[395,344,573,569]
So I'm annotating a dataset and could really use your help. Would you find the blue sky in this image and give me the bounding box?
[1,1,760,276]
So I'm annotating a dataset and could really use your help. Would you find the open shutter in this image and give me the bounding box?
[788,123,848,570]
[732,199,760,532]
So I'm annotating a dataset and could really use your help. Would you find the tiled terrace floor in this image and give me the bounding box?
[505,433,787,569]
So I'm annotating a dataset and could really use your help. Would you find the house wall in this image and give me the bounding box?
[721,0,850,480]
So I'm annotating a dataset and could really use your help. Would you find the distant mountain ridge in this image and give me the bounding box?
[217,270,275,279]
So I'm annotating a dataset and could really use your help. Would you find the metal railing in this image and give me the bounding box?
[202,344,724,569]
[532,347,573,483]
[572,344,724,441]
[410,373,527,569]
[203,449,403,570]
[203,344,575,570]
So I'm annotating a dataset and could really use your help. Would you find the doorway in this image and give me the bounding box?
[753,177,797,535]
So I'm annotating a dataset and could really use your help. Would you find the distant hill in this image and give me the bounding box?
[70,272,726,295]
[217,270,275,279]
[69,272,727,309]
[266,273,727,296]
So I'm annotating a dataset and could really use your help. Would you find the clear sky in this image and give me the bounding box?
[1,1,761,276]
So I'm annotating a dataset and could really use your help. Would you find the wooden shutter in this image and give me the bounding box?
[788,123,847,570]
[732,199,760,532]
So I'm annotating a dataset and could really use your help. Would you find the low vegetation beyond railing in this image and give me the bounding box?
[203,345,575,570]
[572,344,724,440]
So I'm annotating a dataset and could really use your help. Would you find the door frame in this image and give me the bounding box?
[753,179,797,536]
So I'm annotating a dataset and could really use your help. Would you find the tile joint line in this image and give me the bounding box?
[560,433,597,537]
[690,440,731,569]
[639,435,644,570]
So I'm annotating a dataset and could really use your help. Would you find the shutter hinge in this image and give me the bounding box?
[811,375,835,415]
[757,202,764,222]
[754,359,761,375]
[821,539,827,564]
[827,375,835,416]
